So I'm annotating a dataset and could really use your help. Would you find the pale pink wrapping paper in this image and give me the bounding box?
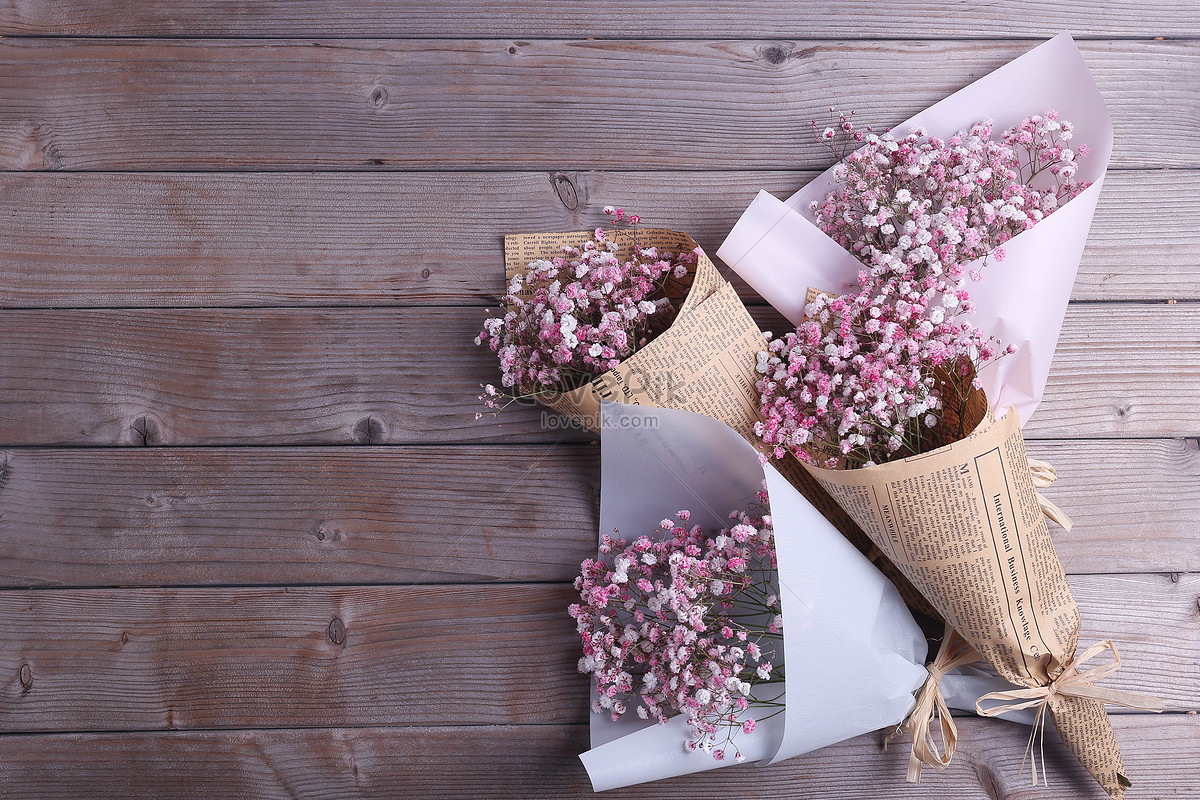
[717,33,1113,424]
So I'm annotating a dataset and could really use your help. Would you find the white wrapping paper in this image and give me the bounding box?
[716,33,1113,424]
[579,404,1026,791]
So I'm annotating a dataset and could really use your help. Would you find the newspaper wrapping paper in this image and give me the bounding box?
[715,32,1114,425]
[579,403,1029,791]
[504,228,940,619]
[503,228,763,431]
[802,401,1154,797]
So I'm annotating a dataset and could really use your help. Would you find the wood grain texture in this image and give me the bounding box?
[1,303,1196,445]
[1025,438,1200,574]
[0,584,584,732]
[0,1,1193,790]
[1026,303,1200,438]
[3,1,1200,39]
[0,445,600,587]
[0,715,1194,800]
[0,439,1196,590]
[0,575,1194,733]
[1,169,1195,308]
[0,38,1195,171]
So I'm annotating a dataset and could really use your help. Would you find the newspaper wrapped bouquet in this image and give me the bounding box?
[716,33,1160,797]
[479,215,762,433]
[574,403,1021,791]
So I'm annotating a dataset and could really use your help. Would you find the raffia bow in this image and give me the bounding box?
[892,623,979,782]
[975,640,1164,787]
[1029,456,1073,530]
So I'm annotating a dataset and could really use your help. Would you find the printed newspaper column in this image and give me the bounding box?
[804,408,1133,797]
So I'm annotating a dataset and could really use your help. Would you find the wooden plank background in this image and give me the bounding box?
[0,3,1197,798]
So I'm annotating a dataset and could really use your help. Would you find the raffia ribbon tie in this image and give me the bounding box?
[1028,457,1073,531]
[975,640,1165,787]
[895,624,979,783]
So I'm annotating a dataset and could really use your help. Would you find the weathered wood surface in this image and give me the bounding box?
[0,575,1194,734]
[0,584,581,732]
[0,446,602,587]
[0,439,1197,589]
[0,10,1194,796]
[0,715,1194,800]
[0,39,1196,171]
[1,303,1196,445]
[1,169,1196,308]
[3,2,1200,39]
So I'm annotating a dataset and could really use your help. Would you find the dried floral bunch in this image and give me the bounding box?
[569,502,783,762]
[755,111,1091,468]
[476,208,696,417]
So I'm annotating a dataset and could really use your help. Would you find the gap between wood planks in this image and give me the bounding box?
[0,35,1195,41]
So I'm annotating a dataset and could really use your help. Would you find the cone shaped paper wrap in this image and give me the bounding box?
[502,228,763,433]
[579,404,1023,791]
[716,33,1113,424]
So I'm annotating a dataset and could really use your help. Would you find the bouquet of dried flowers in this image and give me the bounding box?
[756,111,1089,468]
[477,209,694,417]
[734,103,1160,797]
[571,504,782,763]
[477,212,764,434]
[574,403,1024,792]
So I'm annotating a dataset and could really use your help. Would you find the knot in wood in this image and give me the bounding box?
[328,618,346,645]
[760,45,790,66]
[553,173,579,211]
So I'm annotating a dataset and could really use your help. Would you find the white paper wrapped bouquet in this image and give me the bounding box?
[573,403,1013,791]
[715,33,1161,798]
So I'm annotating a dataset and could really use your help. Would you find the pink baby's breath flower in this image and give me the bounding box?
[476,214,697,417]
[570,501,782,758]
[757,111,1091,468]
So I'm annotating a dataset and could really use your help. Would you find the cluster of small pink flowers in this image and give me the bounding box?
[476,208,696,416]
[569,503,783,762]
[813,110,1089,265]
[755,112,1090,468]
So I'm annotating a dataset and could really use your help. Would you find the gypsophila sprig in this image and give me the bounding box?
[476,208,696,418]
[810,110,1090,268]
[755,111,1090,468]
[569,501,784,762]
